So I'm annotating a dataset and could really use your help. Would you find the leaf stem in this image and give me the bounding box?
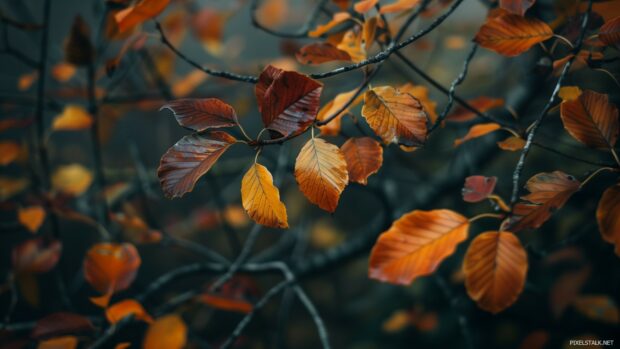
[468,213,504,223]
[579,167,617,189]
[610,148,620,167]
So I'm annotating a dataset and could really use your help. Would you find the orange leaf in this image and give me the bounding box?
[106,299,153,324]
[333,0,351,11]
[115,0,171,33]
[296,43,352,65]
[462,176,497,203]
[90,290,113,308]
[398,83,438,123]
[0,141,21,166]
[309,12,351,37]
[171,70,209,98]
[143,314,187,349]
[382,310,411,333]
[115,343,131,349]
[505,171,580,232]
[18,71,38,91]
[198,294,253,314]
[0,176,29,200]
[51,164,93,196]
[341,137,383,185]
[454,123,502,147]
[51,63,77,82]
[157,131,236,198]
[37,336,78,349]
[337,29,366,63]
[18,206,46,233]
[597,183,620,256]
[191,8,228,47]
[463,231,528,313]
[295,137,349,212]
[241,163,288,228]
[573,295,619,324]
[558,86,582,102]
[83,242,141,294]
[447,97,504,122]
[474,14,553,56]
[110,212,162,244]
[599,16,620,46]
[161,98,237,132]
[12,239,61,274]
[256,0,289,28]
[354,0,379,13]
[362,86,428,147]
[369,209,469,285]
[316,89,363,136]
[499,0,535,16]
[52,105,93,131]
[497,136,526,151]
[560,89,619,149]
[32,312,94,339]
[380,0,421,14]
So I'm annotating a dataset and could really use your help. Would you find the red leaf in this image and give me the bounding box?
[161,98,238,132]
[31,312,94,340]
[599,16,620,46]
[12,239,62,274]
[462,176,497,203]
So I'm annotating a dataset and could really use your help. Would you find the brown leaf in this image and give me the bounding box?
[255,65,323,138]
[12,239,62,274]
[295,137,349,212]
[447,97,504,122]
[518,331,550,349]
[106,299,153,324]
[463,231,528,313]
[454,123,502,147]
[37,336,78,349]
[18,206,46,233]
[597,183,620,256]
[362,86,428,147]
[115,0,171,33]
[599,16,620,46]
[65,16,93,66]
[462,176,497,203]
[474,14,553,56]
[241,163,288,228]
[550,265,591,318]
[197,294,253,314]
[0,141,21,166]
[110,212,162,244]
[369,209,469,285]
[497,136,526,151]
[31,312,94,340]
[398,83,438,123]
[161,99,238,132]
[158,131,236,198]
[560,89,619,149]
[309,12,351,37]
[341,137,383,185]
[83,242,141,294]
[505,171,580,232]
[143,315,187,349]
[500,0,535,16]
[573,295,619,324]
[296,43,352,65]
[52,105,94,131]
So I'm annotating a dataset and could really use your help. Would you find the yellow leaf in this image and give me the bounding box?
[337,29,366,63]
[558,86,582,102]
[143,314,187,349]
[18,206,46,233]
[52,105,94,131]
[241,163,288,229]
[52,164,93,196]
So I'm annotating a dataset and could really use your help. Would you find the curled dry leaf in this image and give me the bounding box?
[18,206,46,233]
[143,314,187,349]
[295,137,349,212]
[0,141,21,165]
[12,238,62,274]
[369,209,469,285]
[51,164,93,196]
[560,89,619,149]
[474,14,553,56]
[115,0,171,33]
[106,299,153,324]
[463,231,528,313]
[158,131,236,198]
[161,98,238,132]
[241,163,289,229]
[31,312,94,340]
[83,242,141,294]
[447,97,504,122]
[506,171,580,232]
[354,0,379,13]
[380,0,421,14]
[255,65,323,138]
[341,137,383,185]
[597,183,620,256]
[399,83,438,124]
[296,43,352,65]
[500,0,535,16]
[572,295,619,324]
[599,16,620,46]
[454,123,502,147]
[362,86,428,147]
[497,136,526,151]
[462,175,497,203]
[309,12,351,37]
[52,105,94,131]
[316,89,363,136]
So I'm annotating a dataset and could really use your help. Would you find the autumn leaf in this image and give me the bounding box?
[241,163,288,229]
[573,295,619,324]
[369,209,469,285]
[191,8,228,50]
[354,0,379,13]
[380,0,421,14]
[558,86,582,102]
[599,16,620,46]
[51,63,77,82]
[83,243,141,295]
[500,0,535,16]
[144,314,187,349]
[18,206,46,233]
[0,141,21,165]
[12,238,62,274]
[296,43,352,65]
[110,212,162,244]
[362,86,428,147]
[505,171,580,232]
[337,29,366,63]
[474,14,553,56]
[341,137,383,185]
[447,97,504,122]
[560,89,619,149]
[462,176,497,203]
[18,71,37,91]
[51,164,93,196]
[197,294,253,314]
[255,65,323,138]
[171,71,209,98]
[316,89,363,136]
[463,231,528,313]
[115,0,171,33]
[37,336,78,349]
[0,176,29,200]
[161,98,238,132]
[399,83,438,124]
[106,299,153,324]
[454,123,502,147]
[65,16,93,66]
[256,0,289,28]
[52,105,94,131]
[31,312,94,339]
[295,137,349,212]
[158,131,236,198]
[309,12,351,37]
[497,136,526,151]
[597,183,620,256]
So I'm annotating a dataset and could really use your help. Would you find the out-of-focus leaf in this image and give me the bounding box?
[161,98,238,132]
[37,336,78,349]
[454,123,501,147]
[191,8,228,51]
[558,86,582,102]
[143,315,187,349]
[0,177,29,200]
[31,312,94,340]
[474,14,553,56]
[341,137,383,185]
[110,212,162,244]
[12,239,61,274]
[52,105,93,131]
[464,231,527,313]
[65,16,93,66]
[309,12,351,37]
[447,97,504,122]
[354,0,379,13]
[500,0,535,16]
[573,295,619,324]
[597,183,620,256]
[518,331,550,349]
[18,206,46,233]
[380,0,421,14]
[0,141,21,165]
[369,209,469,285]
[296,43,352,65]
[497,136,526,151]
[83,242,141,294]
[197,294,253,314]
[241,163,288,228]
[462,176,497,203]
[560,89,619,149]
[337,29,366,63]
[51,164,93,196]
[171,70,208,97]
[599,16,620,46]
[51,63,77,82]
[256,0,289,28]
[106,299,153,324]
[550,265,591,318]
[382,310,411,333]
[18,71,38,91]
[115,0,170,33]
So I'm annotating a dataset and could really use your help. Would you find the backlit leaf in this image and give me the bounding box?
[143,314,187,349]
[295,137,349,212]
[573,295,619,324]
[399,83,438,123]
[500,0,535,16]
[0,141,21,165]
[559,86,582,102]
[106,299,153,324]
[341,137,383,185]
[115,0,171,33]
[18,206,46,233]
[454,123,501,147]
[309,12,351,37]
[161,98,238,132]
[463,231,528,313]
[560,89,619,149]
[474,14,553,56]
[296,43,352,65]
[380,0,421,14]
[83,242,141,294]
[316,89,363,136]
[362,86,428,147]
[158,131,236,198]
[599,16,620,46]
[241,163,288,229]
[12,238,62,274]
[369,209,469,285]
[462,176,497,203]
[337,29,366,63]
[354,0,379,13]
[52,105,93,131]
[32,312,94,339]
[597,183,620,256]
[51,164,93,196]
[497,136,526,151]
